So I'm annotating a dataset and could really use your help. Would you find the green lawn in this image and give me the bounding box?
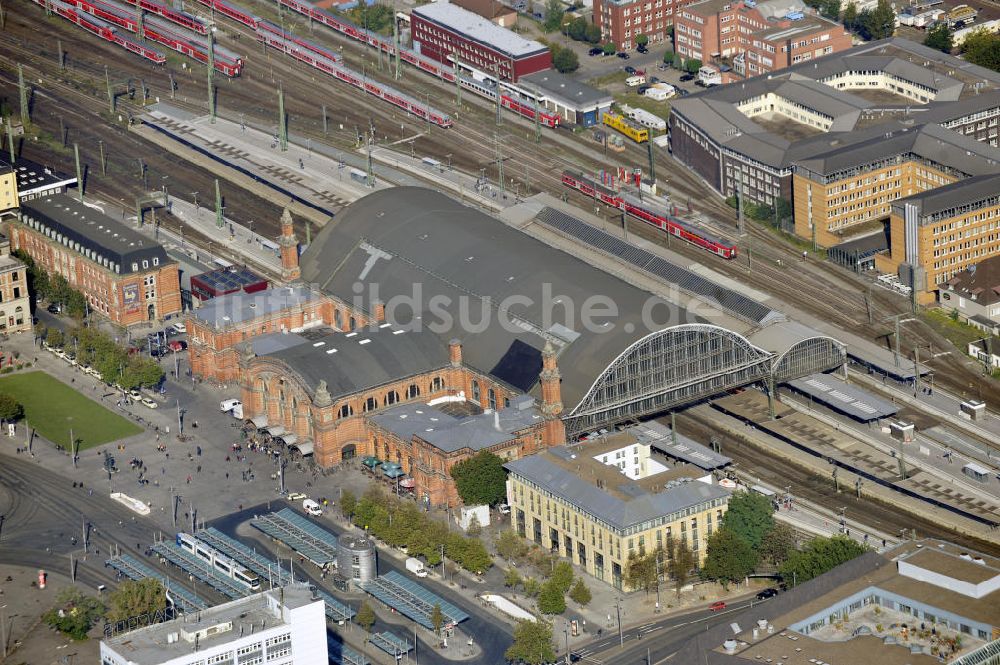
[0,371,142,450]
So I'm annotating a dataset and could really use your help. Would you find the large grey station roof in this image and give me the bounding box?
[300,187,695,410]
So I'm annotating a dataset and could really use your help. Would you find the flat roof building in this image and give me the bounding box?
[671,539,1000,663]
[190,265,268,302]
[505,435,731,590]
[100,584,328,665]
[520,70,614,127]
[411,2,551,81]
[10,194,181,325]
[11,158,77,203]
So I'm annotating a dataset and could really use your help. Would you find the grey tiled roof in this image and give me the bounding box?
[504,447,730,530]
[191,286,321,328]
[893,173,1000,223]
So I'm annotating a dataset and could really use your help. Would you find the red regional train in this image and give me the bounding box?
[561,171,739,259]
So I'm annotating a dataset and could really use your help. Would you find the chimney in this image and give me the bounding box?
[449,339,463,367]
[539,340,563,418]
[278,208,301,283]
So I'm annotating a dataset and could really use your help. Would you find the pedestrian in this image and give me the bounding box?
[225,472,229,479]
[186,475,191,484]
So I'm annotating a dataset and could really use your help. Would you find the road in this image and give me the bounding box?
[571,594,766,664]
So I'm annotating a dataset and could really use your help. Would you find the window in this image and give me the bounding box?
[384,390,399,406]
[363,396,378,412]
[471,380,481,402]
[488,388,497,410]
[430,376,443,392]
[406,384,420,399]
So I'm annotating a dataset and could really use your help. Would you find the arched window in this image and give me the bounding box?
[334,310,343,329]
[14,306,23,313]
[471,380,481,403]
[363,396,378,412]
[430,377,443,392]
[384,390,399,406]
[338,404,354,419]
[406,384,420,399]
[488,388,497,411]
[349,317,356,331]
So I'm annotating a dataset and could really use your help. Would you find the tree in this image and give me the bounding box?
[356,600,376,632]
[924,23,953,52]
[624,551,658,594]
[537,579,566,614]
[552,45,580,73]
[543,0,564,32]
[523,576,542,598]
[549,560,574,593]
[759,523,796,567]
[43,587,105,640]
[47,327,65,349]
[431,603,444,636]
[779,535,868,586]
[505,619,556,665]
[0,393,24,423]
[636,33,649,46]
[340,490,356,520]
[842,1,857,30]
[856,0,895,40]
[497,529,529,561]
[450,450,507,506]
[703,528,757,588]
[603,41,617,55]
[568,578,592,606]
[820,0,841,20]
[670,539,695,598]
[673,52,684,69]
[106,579,167,623]
[567,16,588,40]
[962,30,1000,71]
[663,49,675,64]
[721,491,774,551]
[684,58,702,74]
[504,567,523,589]
[585,23,601,43]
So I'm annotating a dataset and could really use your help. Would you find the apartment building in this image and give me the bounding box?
[596,0,689,51]
[674,0,850,80]
[505,434,730,591]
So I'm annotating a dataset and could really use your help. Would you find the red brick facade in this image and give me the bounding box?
[674,0,851,79]
[411,12,551,81]
[596,0,689,51]
[6,220,181,326]
[238,340,566,506]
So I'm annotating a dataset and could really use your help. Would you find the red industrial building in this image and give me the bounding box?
[190,265,268,302]
[595,0,690,51]
[411,2,551,81]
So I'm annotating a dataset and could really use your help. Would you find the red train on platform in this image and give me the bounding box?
[561,171,739,259]
[255,23,452,128]
[32,0,166,64]
[118,0,208,34]
[192,0,259,29]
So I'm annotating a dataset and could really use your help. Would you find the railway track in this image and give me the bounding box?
[677,410,1000,556]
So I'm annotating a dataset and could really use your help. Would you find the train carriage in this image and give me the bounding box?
[561,171,738,259]
[176,532,261,592]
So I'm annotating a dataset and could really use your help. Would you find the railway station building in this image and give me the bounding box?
[7,194,181,326]
[411,2,551,81]
[198,188,845,507]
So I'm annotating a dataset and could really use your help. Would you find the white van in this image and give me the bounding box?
[626,75,646,87]
[303,499,323,516]
[220,399,242,417]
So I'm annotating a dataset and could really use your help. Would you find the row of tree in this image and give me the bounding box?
[45,579,168,640]
[341,488,493,573]
[13,249,88,319]
[702,491,868,589]
[37,325,165,390]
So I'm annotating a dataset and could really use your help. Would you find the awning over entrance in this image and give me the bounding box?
[250,415,268,428]
[381,462,404,478]
[291,440,314,457]
[278,434,298,446]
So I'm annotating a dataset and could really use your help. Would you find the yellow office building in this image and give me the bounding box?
[504,427,731,591]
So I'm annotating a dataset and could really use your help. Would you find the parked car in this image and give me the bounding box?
[680,73,695,81]
[141,397,158,409]
[710,601,727,612]
[756,588,779,600]
[168,340,188,352]
[637,85,651,94]
[624,65,636,74]
[589,47,604,56]
[171,322,187,334]
[47,303,62,314]
[678,88,690,96]
[617,52,630,59]
[287,492,307,501]
[637,44,648,53]
[649,76,661,83]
